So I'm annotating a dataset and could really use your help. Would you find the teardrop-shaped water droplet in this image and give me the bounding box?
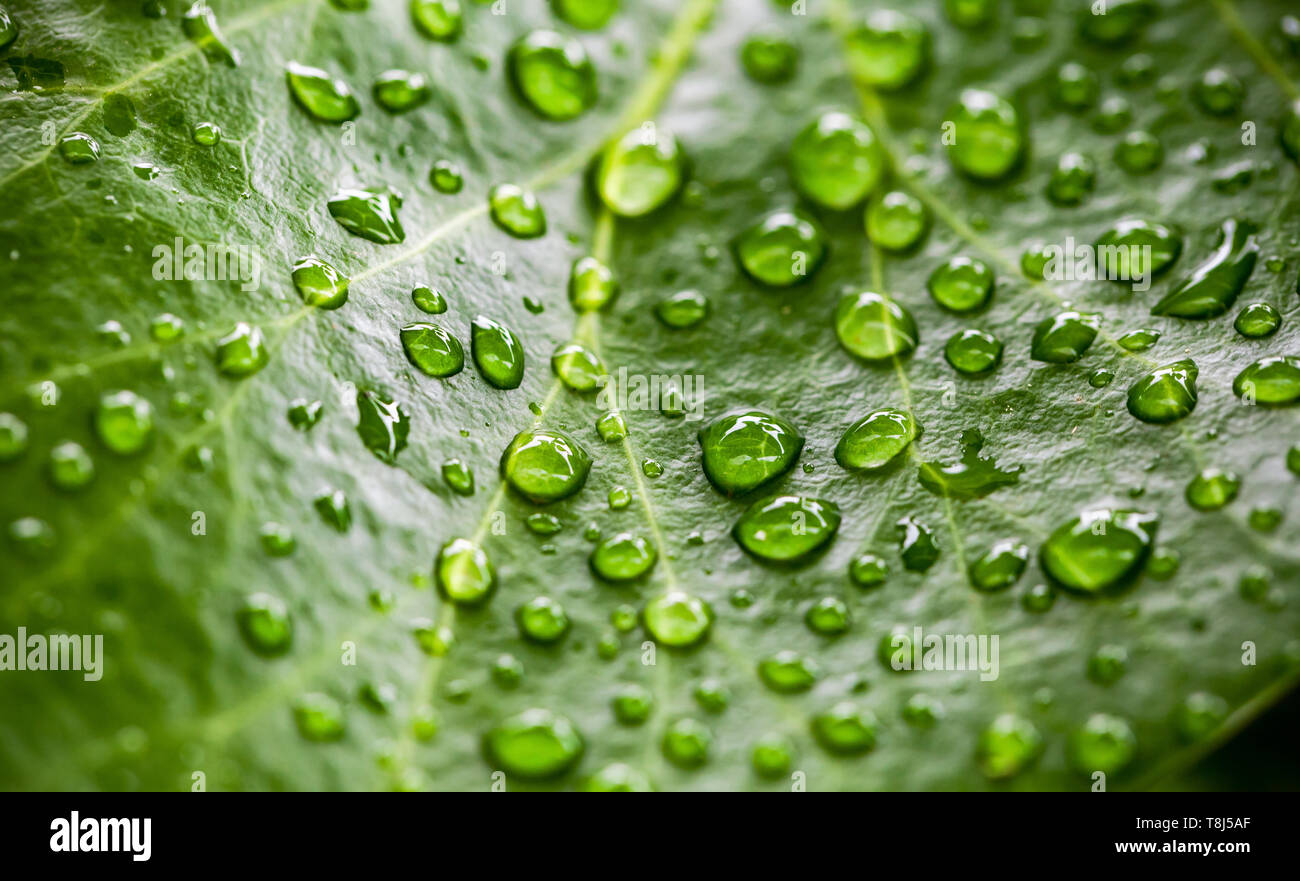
[436,537,496,605]
[896,515,939,571]
[488,183,546,238]
[183,1,239,66]
[1233,355,1300,405]
[292,256,349,308]
[596,126,686,217]
[429,159,463,194]
[314,489,351,532]
[507,29,597,120]
[1126,359,1198,424]
[945,89,1023,180]
[1117,328,1160,351]
[1030,310,1099,363]
[500,428,592,503]
[733,495,840,563]
[834,290,919,361]
[484,708,583,779]
[699,409,803,495]
[1039,508,1158,594]
[286,61,359,122]
[401,323,464,377]
[412,285,447,314]
[470,315,525,388]
[590,532,657,581]
[1153,219,1258,319]
[835,407,919,471]
[1069,713,1136,774]
[788,111,885,209]
[355,388,409,463]
[411,0,462,41]
[734,209,828,287]
[328,187,405,244]
[441,458,475,495]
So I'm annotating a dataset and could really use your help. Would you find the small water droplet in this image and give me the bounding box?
[286,61,358,122]
[292,256,349,309]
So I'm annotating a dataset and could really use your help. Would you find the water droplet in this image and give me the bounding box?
[698,409,803,495]
[611,684,653,725]
[641,458,663,477]
[1234,302,1281,338]
[835,407,918,471]
[292,256,349,309]
[1030,310,1099,363]
[896,515,939,571]
[945,89,1023,180]
[551,342,605,391]
[976,714,1042,778]
[944,328,1002,375]
[1284,100,1300,164]
[844,9,929,90]
[500,428,592,503]
[590,532,656,581]
[410,0,462,41]
[428,160,464,196]
[58,132,100,164]
[288,398,323,430]
[596,126,685,217]
[1040,508,1158,594]
[1126,359,1198,424]
[488,183,546,238]
[259,522,295,557]
[1080,0,1153,44]
[1234,355,1300,405]
[0,6,16,50]
[655,289,708,329]
[132,161,161,180]
[470,315,525,388]
[214,322,270,378]
[1069,713,1136,774]
[865,190,927,251]
[1248,506,1283,533]
[1117,328,1160,352]
[733,495,841,563]
[1046,152,1096,205]
[441,459,474,495]
[788,111,885,209]
[507,29,597,120]
[805,597,850,635]
[1185,467,1240,511]
[1021,582,1056,612]
[944,0,995,28]
[95,390,154,455]
[516,596,570,643]
[1096,219,1182,283]
[410,286,447,315]
[293,693,344,741]
[1116,52,1155,87]
[918,429,1021,499]
[551,0,617,29]
[969,539,1028,591]
[401,323,464,377]
[758,650,821,692]
[355,388,409,463]
[741,31,798,84]
[849,552,889,588]
[285,61,358,122]
[373,69,430,113]
[238,593,292,655]
[735,209,827,287]
[1114,130,1163,174]
[192,121,221,145]
[1153,219,1259,319]
[1176,692,1228,742]
[149,313,184,342]
[47,441,94,491]
[834,290,919,362]
[580,763,651,792]
[568,256,618,312]
[314,489,351,531]
[1054,62,1098,111]
[182,1,239,66]
[436,537,496,605]
[1093,95,1133,133]
[928,256,994,313]
[751,734,795,778]
[0,413,28,462]
[484,708,583,779]
[1193,68,1244,115]
[596,411,627,441]
[327,187,405,244]
[1086,644,1128,686]
[811,702,877,755]
[642,590,712,646]
[662,718,712,768]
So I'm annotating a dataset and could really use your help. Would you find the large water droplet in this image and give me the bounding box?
[733,495,841,563]
[286,61,359,122]
[1233,302,1281,338]
[58,132,100,165]
[551,0,617,30]
[1233,355,1300,405]
[1126,359,1198,424]
[488,183,546,238]
[969,539,1029,591]
[976,714,1042,778]
[292,256,349,309]
[835,407,919,471]
[0,413,29,462]
[788,111,885,209]
[1185,467,1240,511]
[373,69,430,113]
[896,515,939,571]
[402,323,464,377]
[47,441,95,491]
[470,315,525,388]
[590,532,656,581]
[411,0,462,41]
[758,650,821,692]
[834,290,919,361]
[740,31,798,84]
[944,328,1002,375]
[596,126,685,217]
[237,593,292,656]
[844,9,929,90]
[183,1,239,66]
[1030,310,1099,363]
[928,256,994,313]
[734,209,827,287]
[1152,219,1258,319]
[1039,508,1158,594]
[1069,713,1136,774]
[294,693,345,741]
[507,29,597,120]
[328,187,405,244]
[568,256,618,312]
[551,343,605,391]
[642,590,712,647]
[484,708,583,779]
[436,537,496,605]
[944,89,1023,180]
[516,596,570,643]
[699,409,803,495]
[811,702,877,755]
[500,428,592,503]
[865,190,927,251]
[215,322,269,377]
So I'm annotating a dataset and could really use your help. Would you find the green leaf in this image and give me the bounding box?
[2,0,1300,793]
